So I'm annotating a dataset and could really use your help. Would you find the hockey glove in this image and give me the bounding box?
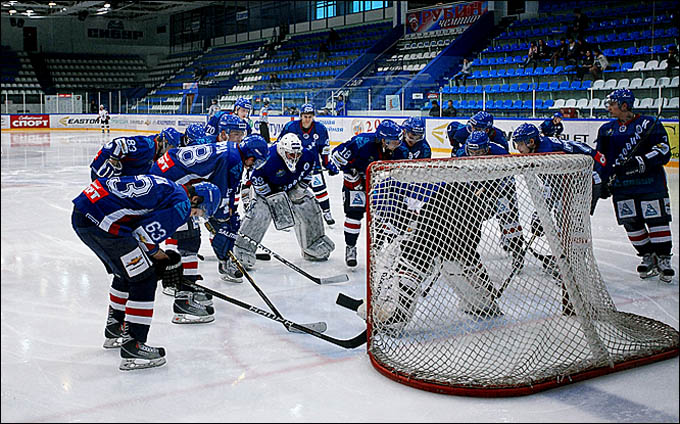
[405,197,426,215]
[325,160,340,176]
[616,156,646,176]
[155,250,183,289]
[530,211,544,238]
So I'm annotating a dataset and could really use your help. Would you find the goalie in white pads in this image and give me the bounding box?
[233,133,335,268]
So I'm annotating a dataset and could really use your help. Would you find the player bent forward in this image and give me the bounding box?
[71,175,221,370]
[233,133,335,268]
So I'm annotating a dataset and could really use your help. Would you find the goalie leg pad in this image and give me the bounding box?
[234,195,272,268]
[265,191,295,230]
[291,194,331,259]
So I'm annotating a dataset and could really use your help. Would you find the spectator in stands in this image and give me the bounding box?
[575,49,594,82]
[429,99,441,117]
[443,100,457,117]
[208,99,220,118]
[451,58,472,87]
[569,8,590,41]
[318,42,330,61]
[566,38,581,66]
[269,73,281,90]
[550,38,569,67]
[667,45,679,77]
[327,28,340,49]
[523,41,538,69]
[90,100,98,114]
[335,94,346,116]
[536,39,550,62]
[288,47,301,67]
[590,48,609,80]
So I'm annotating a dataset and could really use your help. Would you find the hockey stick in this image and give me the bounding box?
[492,232,538,300]
[227,251,328,334]
[336,293,363,311]
[205,222,349,285]
[187,281,367,349]
[197,252,271,261]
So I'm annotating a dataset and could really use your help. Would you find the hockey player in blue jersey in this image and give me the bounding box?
[593,89,674,283]
[150,135,268,301]
[233,97,254,136]
[277,103,338,226]
[183,123,207,145]
[72,175,221,370]
[330,119,402,267]
[455,131,526,270]
[205,109,228,138]
[540,112,565,138]
[395,117,432,160]
[90,127,182,180]
[446,121,466,156]
[233,133,335,267]
[451,111,509,152]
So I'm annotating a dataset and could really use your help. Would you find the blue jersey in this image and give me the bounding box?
[540,119,564,137]
[278,119,331,167]
[453,126,509,151]
[394,137,432,160]
[72,175,190,255]
[594,114,670,197]
[331,133,396,190]
[149,142,243,219]
[205,111,227,137]
[250,144,316,196]
[91,135,158,178]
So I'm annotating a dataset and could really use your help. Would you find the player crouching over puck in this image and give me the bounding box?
[72,175,221,370]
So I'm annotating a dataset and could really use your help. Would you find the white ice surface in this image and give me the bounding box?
[1,130,678,422]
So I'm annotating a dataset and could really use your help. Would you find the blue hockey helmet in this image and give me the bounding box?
[190,182,221,217]
[184,123,206,143]
[446,121,465,143]
[464,130,490,156]
[234,97,252,113]
[376,119,402,151]
[239,134,269,170]
[218,114,248,136]
[605,88,635,110]
[512,123,541,151]
[161,127,183,148]
[553,111,563,119]
[467,111,494,132]
[401,117,425,144]
[300,103,315,115]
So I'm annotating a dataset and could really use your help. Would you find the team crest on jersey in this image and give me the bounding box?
[313,134,319,140]
[606,128,614,136]
[303,133,310,139]
[275,169,286,178]
[350,191,366,207]
[120,247,150,278]
[641,200,661,219]
[619,125,627,132]
[616,199,636,219]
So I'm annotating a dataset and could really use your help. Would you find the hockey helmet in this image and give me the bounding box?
[190,182,221,217]
[161,127,183,148]
[605,88,635,110]
[401,116,425,144]
[277,133,303,172]
[466,110,494,133]
[234,97,252,116]
[218,114,247,138]
[300,103,315,115]
[465,130,490,156]
[376,119,402,151]
[239,134,269,170]
[184,123,206,143]
[512,123,541,152]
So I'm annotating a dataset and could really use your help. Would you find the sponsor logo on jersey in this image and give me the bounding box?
[10,114,50,129]
[641,200,661,219]
[120,247,150,278]
[84,179,109,203]
[157,152,175,172]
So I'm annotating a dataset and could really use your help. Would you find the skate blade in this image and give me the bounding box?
[103,338,124,349]
[119,357,166,371]
[162,287,176,297]
[659,274,673,283]
[220,275,243,283]
[171,314,215,324]
[638,269,659,279]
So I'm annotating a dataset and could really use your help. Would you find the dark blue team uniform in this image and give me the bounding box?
[278,120,331,167]
[90,135,159,180]
[452,126,509,152]
[250,144,316,196]
[540,119,564,137]
[394,137,432,160]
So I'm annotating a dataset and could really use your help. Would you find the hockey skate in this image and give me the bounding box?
[657,255,675,283]
[103,318,129,349]
[172,291,215,324]
[463,300,503,320]
[637,253,658,279]
[119,338,166,371]
[218,259,243,283]
[345,245,358,267]
[323,210,335,226]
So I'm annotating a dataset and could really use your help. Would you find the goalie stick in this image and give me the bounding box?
[186,281,367,349]
[227,251,327,334]
[492,232,539,301]
[204,222,349,285]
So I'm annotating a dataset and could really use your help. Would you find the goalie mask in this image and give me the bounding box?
[465,131,491,156]
[401,117,425,145]
[188,182,221,217]
[277,133,304,172]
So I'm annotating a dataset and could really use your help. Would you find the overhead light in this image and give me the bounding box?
[96,10,108,15]
[9,9,16,14]
[104,3,111,8]
[48,2,56,6]
[62,7,67,11]
[25,9,33,14]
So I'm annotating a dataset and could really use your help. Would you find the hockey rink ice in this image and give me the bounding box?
[1,130,678,422]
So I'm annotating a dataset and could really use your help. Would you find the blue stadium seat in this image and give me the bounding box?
[554,65,564,74]
[460,100,469,109]
[452,100,460,109]
[558,81,570,90]
[538,81,549,91]
[489,69,498,78]
[502,100,513,109]
[533,67,544,75]
[506,68,516,77]
[528,82,538,91]
[570,80,582,90]
[474,85,483,94]
[543,99,554,109]
[490,84,500,93]
[581,80,592,90]
[522,100,532,109]
[515,68,525,77]
[481,70,490,78]
[500,83,510,93]
[484,84,493,92]
[493,100,503,109]
[498,69,507,77]
[535,99,544,109]
[550,81,560,91]
[519,82,529,92]
[486,100,494,110]
[543,66,554,75]
[509,83,519,92]
[465,86,475,94]
[624,46,637,56]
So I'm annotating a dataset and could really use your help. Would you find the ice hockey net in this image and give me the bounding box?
[364,153,678,396]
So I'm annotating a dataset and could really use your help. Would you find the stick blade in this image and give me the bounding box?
[256,252,271,260]
[336,293,363,311]
[318,274,350,284]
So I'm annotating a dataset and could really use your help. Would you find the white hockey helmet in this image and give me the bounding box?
[277,133,303,172]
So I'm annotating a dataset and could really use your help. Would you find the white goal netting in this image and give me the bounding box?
[365,153,678,396]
